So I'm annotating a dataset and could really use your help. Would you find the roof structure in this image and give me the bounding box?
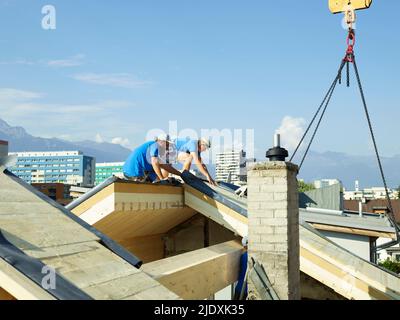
[66,176,197,262]
[67,172,400,300]
[0,167,179,300]
[180,172,400,300]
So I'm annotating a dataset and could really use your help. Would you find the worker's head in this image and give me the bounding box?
[156,133,173,147]
[198,138,211,153]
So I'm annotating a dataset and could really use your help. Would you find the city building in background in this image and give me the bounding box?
[215,150,256,186]
[343,180,398,200]
[70,185,92,200]
[314,179,342,189]
[0,140,8,157]
[8,151,95,187]
[32,183,72,206]
[95,162,124,185]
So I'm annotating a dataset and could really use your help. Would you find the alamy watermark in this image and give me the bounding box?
[42,5,56,30]
[41,266,56,290]
[145,121,255,166]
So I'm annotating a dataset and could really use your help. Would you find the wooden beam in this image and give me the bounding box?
[0,258,55,300]
[0,287,16,300]
[184,186,248,237]
[114,234,166,264]
[300,225,400,300]
[310,223,396,240]
[142,241,244,300]
[183,186,400,300]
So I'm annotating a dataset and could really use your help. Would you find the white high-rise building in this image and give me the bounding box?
[216,150,254,186]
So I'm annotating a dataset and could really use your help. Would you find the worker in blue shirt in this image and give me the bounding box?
[123,134,182,183]
[173,137,216,186]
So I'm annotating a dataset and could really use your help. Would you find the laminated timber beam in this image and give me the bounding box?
[69,180,197,241]
[141,240,244,300]
[300,224,400,300]
[309,223,396,240]
[184,185,248,237]
[0,258,55,300]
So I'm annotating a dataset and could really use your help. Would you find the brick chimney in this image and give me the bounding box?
[247,134,300,300]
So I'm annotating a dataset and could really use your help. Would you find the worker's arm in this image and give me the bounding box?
[190,152,216,186]
[159,163,182,177]
[151,157,166,181]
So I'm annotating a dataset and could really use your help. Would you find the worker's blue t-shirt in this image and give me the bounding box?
[123,141,159,180]
[174,138,198,154]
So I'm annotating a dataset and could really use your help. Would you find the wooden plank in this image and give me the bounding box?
[115,192,185,210]
[115,234,165,263]
[184,190,248,237]
[72,183,184,216]
[84,272,179,300]
[0,213,99,250]
[123,284,181,300]
[142,241,244,300]
[300,225,400,300]
[40,241,140,289]
[114,183,184,195]
[78,193,115,225]
[310,223,396,240]
[92,208,196,239]
[24,241,101,260]
[185,185,248,224]
[300,247,392,300]
[0,202,62,215]
[71,184,115,216]
[0,258,55,300]
[0,287,16,300]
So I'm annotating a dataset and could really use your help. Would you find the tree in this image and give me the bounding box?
[298,181,316,193]
[379,259,400,274]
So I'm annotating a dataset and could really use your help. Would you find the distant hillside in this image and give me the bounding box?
[0,118,131,162]
[298,151,400,189]
[1,118,399,188]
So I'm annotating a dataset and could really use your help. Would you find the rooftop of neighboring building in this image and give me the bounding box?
[9,150,84,157]
[344,199,400,223]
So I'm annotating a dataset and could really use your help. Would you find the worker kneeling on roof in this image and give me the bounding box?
[173,137,216,186]
[122,134,182,183]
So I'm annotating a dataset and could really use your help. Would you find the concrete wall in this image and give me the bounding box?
[321,230,371,261]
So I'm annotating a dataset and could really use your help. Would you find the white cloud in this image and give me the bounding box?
[0,88,44,101]
[95,133,104,143]
[275,116,306,152]
[0,59,35,66]
[47,54,85,68]
[72,73,153,89]
[111,137,131,148]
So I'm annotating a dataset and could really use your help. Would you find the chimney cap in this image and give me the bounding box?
[266,134,288,161]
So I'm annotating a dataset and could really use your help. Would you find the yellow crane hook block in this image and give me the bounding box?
[329,0,372,14]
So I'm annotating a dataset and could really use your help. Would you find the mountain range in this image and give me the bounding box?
[1,117,399,189]
[0,118,131,162]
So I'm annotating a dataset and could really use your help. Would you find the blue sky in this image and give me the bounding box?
[0,0,399,160]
